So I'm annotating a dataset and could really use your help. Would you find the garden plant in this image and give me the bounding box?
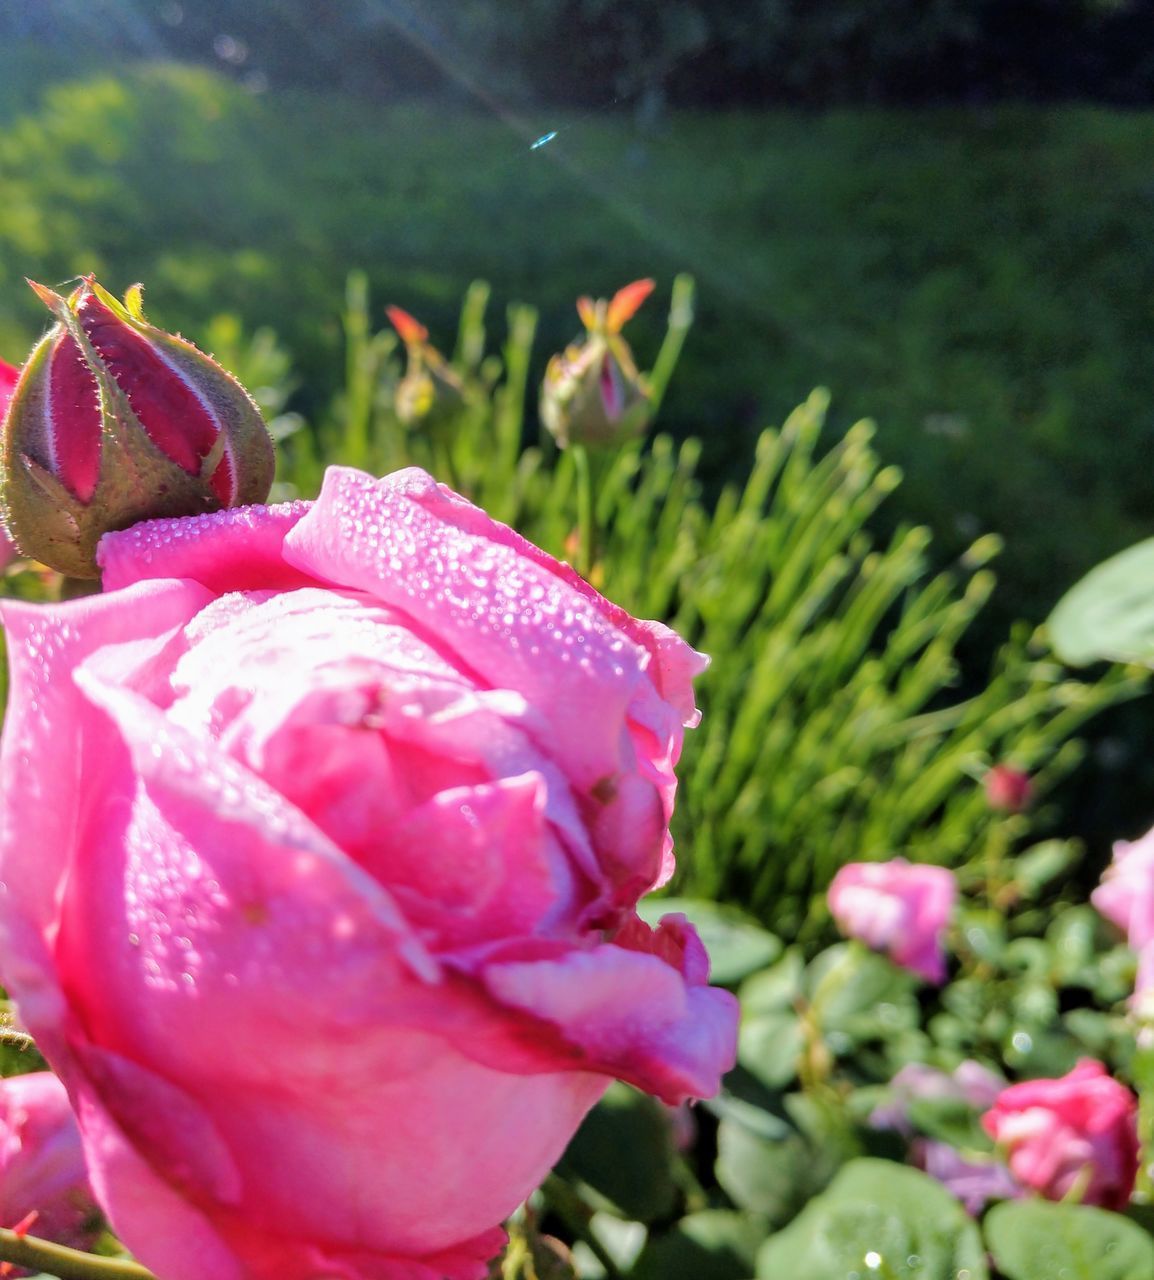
[0,269,1151,1280]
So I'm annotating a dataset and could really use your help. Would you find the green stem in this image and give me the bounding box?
[646,274,695,415]
[571,444,594,580]
[541,1174,622,1280]
[0,1229,156,1280]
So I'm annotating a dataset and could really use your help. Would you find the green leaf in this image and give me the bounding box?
[1048,537,1154,665]
[558,1083,675,1222]
[1011,840,1081,900]
[738,1009,805,1089]
[739,949,805,1014]
[807,944,918,1045]
[985,1200,1154,1280]
[715,1116,829,1226]
[756,1159,988,1280]
[631,1211,765,1280]
[637,898,781,984]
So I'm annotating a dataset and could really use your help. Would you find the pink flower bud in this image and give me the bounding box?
[985,765,1033,813]
[0,278,274,577]
[982,1060,1139,1210]
[1,1073,99,1259]
[827,858,957,983]
[541,280,654,449]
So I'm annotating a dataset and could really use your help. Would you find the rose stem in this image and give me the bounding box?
[0,1229,157,1280]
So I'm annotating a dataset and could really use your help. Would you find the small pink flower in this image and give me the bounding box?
[828,859,956,983]
[984,765,1032,813]
[1,1073,98,1256]
[1093,824,1154,955]
[870,1059,1004,1134]
[982,1060,1139,1210]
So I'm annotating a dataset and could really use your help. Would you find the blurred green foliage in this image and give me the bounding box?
[6,1,1153,106]
[3,61,1154,641]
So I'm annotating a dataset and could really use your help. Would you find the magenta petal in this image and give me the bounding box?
[0,581,212,952]
[284,468,651,786]
[482,935,738,1104]
[69,1069,245,1280]
[351,466,709,725]
[98,500,314,592]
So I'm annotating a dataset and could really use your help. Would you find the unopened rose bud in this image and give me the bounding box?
[985,765,1032,813]
[0,277,275,578]
[386,305,466,429]
[541,278,655,449]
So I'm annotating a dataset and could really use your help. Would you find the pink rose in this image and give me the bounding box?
[981,1060,1139,1210]
[827,859,956,983]
[1,1072,98,1255]
[0,466,738,1280]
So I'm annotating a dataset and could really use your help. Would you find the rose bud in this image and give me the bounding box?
[984,764,1033,813]
[0,465,738,1280]
[1,1073,99,1260]
[0,277,274,578]
[540,279,655,449]
[386,304,466,428]
[982,1060,1139,1210]
[828,859,957,983]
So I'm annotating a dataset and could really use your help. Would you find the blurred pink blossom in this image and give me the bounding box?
[828,859,956,983]
[984,764,1033,813]
[1,1072,98,1257]
[982,1060,1139,1210]
[1092,824,1154,1013]
[870,1059,1004,1135]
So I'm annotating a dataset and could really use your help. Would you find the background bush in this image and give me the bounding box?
[6,1,1154,106]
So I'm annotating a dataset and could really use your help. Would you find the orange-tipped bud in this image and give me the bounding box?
[386,304,466,429]
[540,280,655,449]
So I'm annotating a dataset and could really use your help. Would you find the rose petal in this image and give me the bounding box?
[98,500,314,592]
[481,923,739,1104]
[283,467,650,788]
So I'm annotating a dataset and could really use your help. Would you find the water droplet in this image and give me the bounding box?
[864,1253,882,1271]
[1011,1030,1032,1053]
